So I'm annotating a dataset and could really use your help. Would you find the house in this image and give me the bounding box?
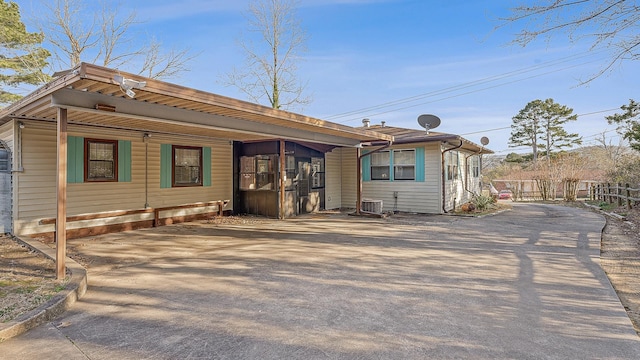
[0,63,393,242]
[0,63,492,248]
[492,179,598,200]
[341,122,493,214]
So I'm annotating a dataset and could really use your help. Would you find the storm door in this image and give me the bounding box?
[297,159,311,214]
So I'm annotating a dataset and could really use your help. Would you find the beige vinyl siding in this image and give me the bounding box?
[324,148,342,210]
[149,134,233,209]
[443,150,483,211]
[444,150,481,211]
[339,143,443,214]
[14,120,233,235]
[16,123,56,225]
[0,121,14,153]
[339,147,357,210]
[424,143,443,213]
[362,143,441,214]
[464,154,482,199]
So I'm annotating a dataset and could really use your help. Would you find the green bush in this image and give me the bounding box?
[472,194,496,211]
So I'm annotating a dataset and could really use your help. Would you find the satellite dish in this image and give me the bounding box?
[417,114,441,134]
[480,136,490,146]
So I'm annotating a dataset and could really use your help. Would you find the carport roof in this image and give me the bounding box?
[0,63,392,147]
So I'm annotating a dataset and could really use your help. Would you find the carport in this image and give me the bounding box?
[0,63,392,279]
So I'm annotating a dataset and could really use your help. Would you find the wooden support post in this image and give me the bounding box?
[154,209,159,227]
[356,146,361,215]
[56,108,68,280]
[627,183,632,210]
[279,140,286,220]
[607,183,611,203]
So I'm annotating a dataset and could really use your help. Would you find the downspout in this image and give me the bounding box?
[15,121,24,172]
[441,140,463,213]
[356,140,392,215]
[463,149,483,196]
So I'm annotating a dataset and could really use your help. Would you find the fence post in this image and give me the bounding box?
[596,184,600,201]
[600,183,604,201]
[627,183,632,210]
[607,183,612,203]
[618,183,623,206]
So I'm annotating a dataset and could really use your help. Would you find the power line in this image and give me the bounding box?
[336,56,608,124]
[325,50,605,120]
[448,110,621,138]
[325,49,610,122]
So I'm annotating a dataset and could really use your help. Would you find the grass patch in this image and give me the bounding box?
[0,304,16,320]
[586,200,617,212]
[14,286,37,294]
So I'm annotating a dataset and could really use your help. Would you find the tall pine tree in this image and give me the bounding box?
[509,98,582,163]
[606,99,640,152]
[509,99,545,162]
[1,0,51,107]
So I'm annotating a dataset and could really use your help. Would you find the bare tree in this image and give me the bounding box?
[223,0,310,110]
[595,130,628,171]
[500,0,640,82]
[36,0,194,79]
[555,153,587,201]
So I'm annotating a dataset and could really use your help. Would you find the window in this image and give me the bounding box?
[393,149,415,180]
[285,156,296,190]
[0,149,9,172]
[173,145,202,186]
[364,147,423,182]
[239,155,277,190]
[471,156,480,178]
[240,156,256,190]
[256,156,276,190]
[446,151,459,181]
[311,157,325,188]
[371,151,390,180]
[85,139,117,182]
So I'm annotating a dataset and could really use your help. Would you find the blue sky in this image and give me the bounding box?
[13,0,639,154]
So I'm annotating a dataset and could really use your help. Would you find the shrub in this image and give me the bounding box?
[472,194,496,211]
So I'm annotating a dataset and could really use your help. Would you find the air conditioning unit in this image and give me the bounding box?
[361,199,383,214]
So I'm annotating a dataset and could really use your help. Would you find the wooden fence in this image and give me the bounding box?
[591,183,640,209]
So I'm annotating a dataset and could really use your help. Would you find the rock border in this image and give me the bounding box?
[583,202,628,221]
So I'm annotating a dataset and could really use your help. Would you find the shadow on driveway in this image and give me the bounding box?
[1,203,639,359]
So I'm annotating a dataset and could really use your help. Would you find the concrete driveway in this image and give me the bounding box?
[2,203,640,359]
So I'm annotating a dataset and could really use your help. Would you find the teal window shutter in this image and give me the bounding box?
[361,150,371,182]
[160,144,172,188]
[67,136,84,183]
[415,147,425,182]
[203,147,212,186]
[118,140,132,182]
